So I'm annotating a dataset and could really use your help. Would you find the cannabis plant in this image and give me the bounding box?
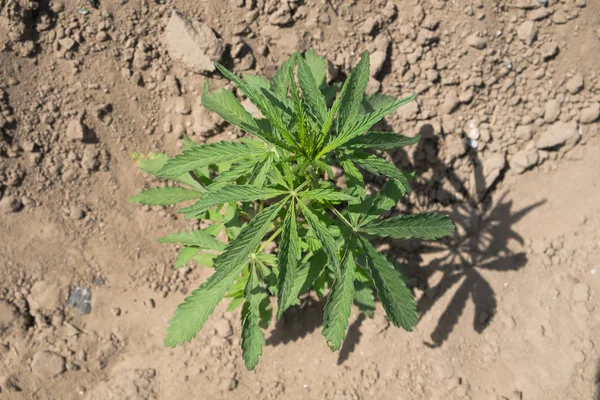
[131,50,454,370]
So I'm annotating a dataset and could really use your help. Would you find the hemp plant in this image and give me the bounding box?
[130,50,454,370]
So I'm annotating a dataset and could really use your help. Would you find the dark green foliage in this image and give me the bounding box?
[131,50,454,370]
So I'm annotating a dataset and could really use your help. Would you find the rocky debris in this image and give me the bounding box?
[214,318,233,338]
[441,90,460,114]
[0,195,22,213]
[528,7,553,21]
[565,73,584,94]
[85,368,157,400]
[540,42,559,61]
[28,281,61,314]
[69,205,86,220]
[58,37,76,51]
[68,287,92,314]
[370,50,387,78]
[268,4,293,26]
[65,118,86,141]
[0,300,18,331]
[174,97,191,115]
[579,103,600,124]
[544,99,561,123]
[466,34,486,50]
[192,107,220,136]
[360,16,382,36]
[31,351,66,379]
[510,149,538,174]
[536,121,579,149]
[517,21,537,45]
[162,12,224,75]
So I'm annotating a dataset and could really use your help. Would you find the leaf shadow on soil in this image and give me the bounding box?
[266,297,325,347]
[391,123,545,348]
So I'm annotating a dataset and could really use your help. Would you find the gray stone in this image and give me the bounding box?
[540,42,559,61]
[31,351,65,378]
[441,90,460,114]
[162,12,224,74]
[536,121,579,149]
[528,7,553,20]
[0,195,21,213]
[65,119,85,141]
[579,103,600,124]
[544,99,560,123]
[0,301,17,331]
[510,150,538,174]
[517,21,537,45]
[58,38,76,50]
[370,50,387,78]
[214,319,233,338]
[466,34,486,49]
[566,74,584,94]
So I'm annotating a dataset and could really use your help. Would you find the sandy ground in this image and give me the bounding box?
[1,0,599,399]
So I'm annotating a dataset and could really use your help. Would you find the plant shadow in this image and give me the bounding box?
[268,121,545,357]
[266,297,325,346]
[389,123,545,348]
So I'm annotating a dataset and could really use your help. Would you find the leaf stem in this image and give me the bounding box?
[328,204,354,230]
[258,227,282,253]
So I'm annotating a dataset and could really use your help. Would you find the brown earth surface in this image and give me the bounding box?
[1,0,600,399]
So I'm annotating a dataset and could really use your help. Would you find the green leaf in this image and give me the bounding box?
[179,185,287,218]
[322,245,357,351]
[215,63,293,146]
[243,74,271,90]
[157,141,264,178]
[164,200,285,346]
[227,296,244,312]
[336,51,370,137]
[271,53,297,98]
[359,238,416,331]
[194,252,217,268]
[247,152,274,186]
[353,179,405,226]
[298,201,340,279]
[360,212,455,240]
[349,150,414,194]
[208,199,286,288]
[276,203,300,320]
[129,187,202,206]
[164,272,234,347]
[207,157,261,191]
[297,54,327,124]
[304,49,327,87]
[175,246,201,268]
[300,188,355,203]
[354,282,376,317]
[292,251,327,299]
[241,267,266,370]
[132,152,204,189]
[327,95,416,153]
[359,93,398,116]
[201,87,262,136]
[319,78,350,144]
[340,159,366,208]
[346,132,421,150]
[157,230,226,251]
